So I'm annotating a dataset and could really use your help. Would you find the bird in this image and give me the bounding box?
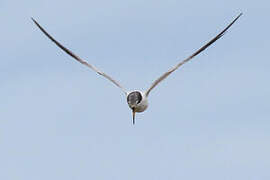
[31,13,242,125]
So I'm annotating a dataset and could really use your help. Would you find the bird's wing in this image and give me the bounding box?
[32,18,127,95]
[145,13,242,97]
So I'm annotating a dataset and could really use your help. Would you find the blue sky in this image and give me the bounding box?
[1,0,270,179]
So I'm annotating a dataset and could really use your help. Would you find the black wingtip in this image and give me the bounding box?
[236,12,243,19]
[31,17,39,26]
[31,17,36,22]
[232,13,243,25]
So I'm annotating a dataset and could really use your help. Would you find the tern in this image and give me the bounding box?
[32,13,242,124]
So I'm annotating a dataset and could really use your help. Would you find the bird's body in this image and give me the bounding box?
[32,13,242,124]
[127,91,148,124]
[127,91,148,112]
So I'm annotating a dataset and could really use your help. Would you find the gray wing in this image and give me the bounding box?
[32,18,127,95]
[145,13,242,97]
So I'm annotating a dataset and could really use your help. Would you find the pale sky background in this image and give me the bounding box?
[1,0,270,179]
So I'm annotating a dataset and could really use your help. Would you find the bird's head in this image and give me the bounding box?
[127,91,143,125]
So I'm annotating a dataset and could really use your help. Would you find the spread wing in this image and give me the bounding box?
[145,13,242,97]
[32,18,127,95]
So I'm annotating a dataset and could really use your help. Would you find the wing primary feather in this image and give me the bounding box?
[145,13,243,97]
[31,18,127,94]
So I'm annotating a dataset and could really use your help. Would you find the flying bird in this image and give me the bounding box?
[32,13,242,124]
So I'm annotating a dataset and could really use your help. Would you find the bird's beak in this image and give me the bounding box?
[132,108,136,125]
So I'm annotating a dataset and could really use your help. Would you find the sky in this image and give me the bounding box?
[1,0,270,179]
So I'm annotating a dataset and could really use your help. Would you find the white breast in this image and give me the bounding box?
[134,92,148,112]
